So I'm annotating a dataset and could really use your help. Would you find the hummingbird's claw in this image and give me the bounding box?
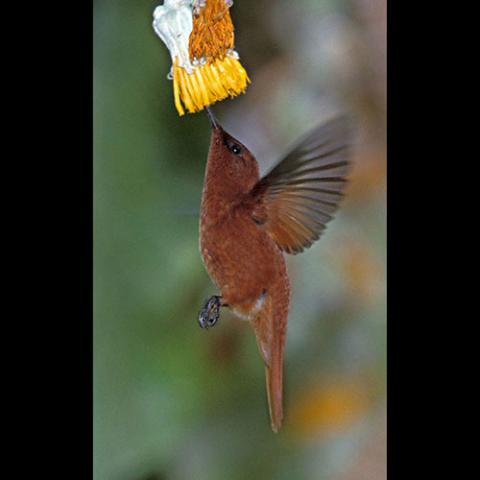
[198,295,221,329]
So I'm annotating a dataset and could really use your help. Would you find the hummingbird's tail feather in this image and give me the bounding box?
[251,277,289,433]
[265,347,284,433]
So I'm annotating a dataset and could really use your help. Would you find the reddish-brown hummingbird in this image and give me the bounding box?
[198,108,352,432]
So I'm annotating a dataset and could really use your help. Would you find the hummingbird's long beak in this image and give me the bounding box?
[205,107,219,130]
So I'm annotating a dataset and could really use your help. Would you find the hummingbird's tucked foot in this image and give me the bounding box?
[198,295,222,329]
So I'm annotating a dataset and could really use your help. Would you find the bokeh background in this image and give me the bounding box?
[94,1,386,479]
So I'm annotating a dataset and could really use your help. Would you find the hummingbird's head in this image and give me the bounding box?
[205,108,260,196]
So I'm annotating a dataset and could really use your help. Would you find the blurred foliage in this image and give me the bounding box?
[94,1,386,479]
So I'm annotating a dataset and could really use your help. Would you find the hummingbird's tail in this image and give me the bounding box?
[251,276,289,433]
[265,342,284,433]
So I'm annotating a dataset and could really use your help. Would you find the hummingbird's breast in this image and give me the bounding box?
[199,203,285,311]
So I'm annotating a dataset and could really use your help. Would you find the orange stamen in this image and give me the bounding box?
[189,0,234,62]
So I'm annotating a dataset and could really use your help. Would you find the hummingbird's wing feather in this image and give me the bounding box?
[250,116,353,254]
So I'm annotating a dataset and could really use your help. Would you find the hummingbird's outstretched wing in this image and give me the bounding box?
[249,116,353,254]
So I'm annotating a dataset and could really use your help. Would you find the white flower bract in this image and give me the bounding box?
[153,0,195,74]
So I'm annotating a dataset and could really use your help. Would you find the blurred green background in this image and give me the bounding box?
[94,1,386,479]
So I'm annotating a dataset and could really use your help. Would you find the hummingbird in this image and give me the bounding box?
[198,107,352,432]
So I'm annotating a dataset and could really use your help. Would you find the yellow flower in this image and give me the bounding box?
[289,377,372,439]
[153,0,250,116]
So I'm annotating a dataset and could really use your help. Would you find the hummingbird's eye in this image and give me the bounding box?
[225,139,242,155]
